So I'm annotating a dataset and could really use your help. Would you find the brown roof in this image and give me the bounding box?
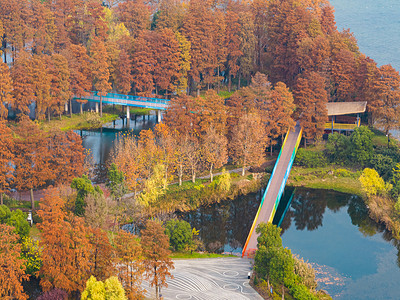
[327,101,367,116]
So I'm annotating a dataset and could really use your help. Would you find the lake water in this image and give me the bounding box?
[330,0,400,70]
[178,188,400,299]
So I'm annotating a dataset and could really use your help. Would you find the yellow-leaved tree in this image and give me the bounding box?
[359,168,391,197]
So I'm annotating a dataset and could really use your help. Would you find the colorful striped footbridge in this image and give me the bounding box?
[242,123,303,258]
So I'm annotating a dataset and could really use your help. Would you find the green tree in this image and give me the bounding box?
[165,219,193,252]
[324,132,350,163]
[71,175,103,216]
[349,126,374,166]
[106,163,127,201]
[0,206,30,239]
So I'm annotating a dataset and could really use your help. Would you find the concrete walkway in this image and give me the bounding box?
[143,257,263,300]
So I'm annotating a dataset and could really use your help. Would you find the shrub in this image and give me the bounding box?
[295,148,327,168]
[369,154,395,180]
[359,168,391,197]
[165,219,193,252]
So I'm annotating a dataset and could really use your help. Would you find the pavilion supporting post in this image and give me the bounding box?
[126,106,130,127]
[331,117,334,134]
[357,113,360,127]
[157,110,162,123]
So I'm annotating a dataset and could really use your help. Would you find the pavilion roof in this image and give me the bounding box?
[327,101,367,116]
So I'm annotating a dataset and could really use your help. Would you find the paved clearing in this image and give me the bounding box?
[143,257,263,300]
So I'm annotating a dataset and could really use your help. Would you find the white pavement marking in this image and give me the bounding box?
[142,257,263,300]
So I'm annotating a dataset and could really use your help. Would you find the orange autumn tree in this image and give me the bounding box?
[153,28,180,96]
[88,227,115,281]
[115,48,133,94]
[12,52,35,115]
[63,44,92,115]
[47,53,71,120]
[267,81,296,154]
[131,31,155,96]
[373,64,400,136]
[141,220,174,300]
[230,112,267,176]
[0,121,14,205]
[0,61,14,118]
[114,230,144,299]
[0,224,28,300]
[196,90,227,135]
[13,117,53,210]
[294,71,328,146]
[38,188,92,294]
[47,129,85,185]
[90,36,111,117]
[202,126,228,182]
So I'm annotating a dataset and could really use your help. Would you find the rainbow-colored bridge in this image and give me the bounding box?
[242,124,303,258]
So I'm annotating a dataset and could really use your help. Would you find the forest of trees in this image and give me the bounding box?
[2,0,400,299]
[1,0,399,140]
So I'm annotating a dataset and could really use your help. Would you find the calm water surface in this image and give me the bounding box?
[178,188,400,299]
[330,0,400,70]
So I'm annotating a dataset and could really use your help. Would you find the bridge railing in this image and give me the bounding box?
[90,91,170,105]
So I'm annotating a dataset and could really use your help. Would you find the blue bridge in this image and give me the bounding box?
[72,91,170,122]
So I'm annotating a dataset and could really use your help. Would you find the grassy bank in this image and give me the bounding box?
[145,171,268,215]
[288,166,363,197]
[40,112,118,131]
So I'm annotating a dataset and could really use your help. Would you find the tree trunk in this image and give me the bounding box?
[238,72,241,89]
[217,66,220,93]
[282,285,284,300]
[192,168,196,183]
[30,188,35,211]
[228,73,231,92]
[69,98,72,117]
[100,95,103,117]
[242,166,245,176]
[304,138,307,148]
[0,193,3,205]
[179,165,183,186]
[210,163,214,182]
[80,102,83,114]
[47,109,51,121]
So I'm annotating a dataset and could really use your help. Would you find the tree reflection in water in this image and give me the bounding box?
[177,187,400,266]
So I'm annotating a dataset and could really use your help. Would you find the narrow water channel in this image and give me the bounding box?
[177,187,400,299]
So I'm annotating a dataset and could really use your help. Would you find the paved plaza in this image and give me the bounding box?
[143,257,263,300]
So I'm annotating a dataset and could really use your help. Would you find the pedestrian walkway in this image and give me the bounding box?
[142,257,263,300]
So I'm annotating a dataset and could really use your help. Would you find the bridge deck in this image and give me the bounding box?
[242,124,302,257]
[73,92,169,110]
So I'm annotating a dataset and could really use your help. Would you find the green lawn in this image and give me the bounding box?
[40,112,118,131]
[288,166,364,197]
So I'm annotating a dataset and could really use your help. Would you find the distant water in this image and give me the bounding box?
[330,0,400,70]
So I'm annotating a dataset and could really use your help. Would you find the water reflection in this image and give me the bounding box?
[176,190,263,253]
[178,187,400,298]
